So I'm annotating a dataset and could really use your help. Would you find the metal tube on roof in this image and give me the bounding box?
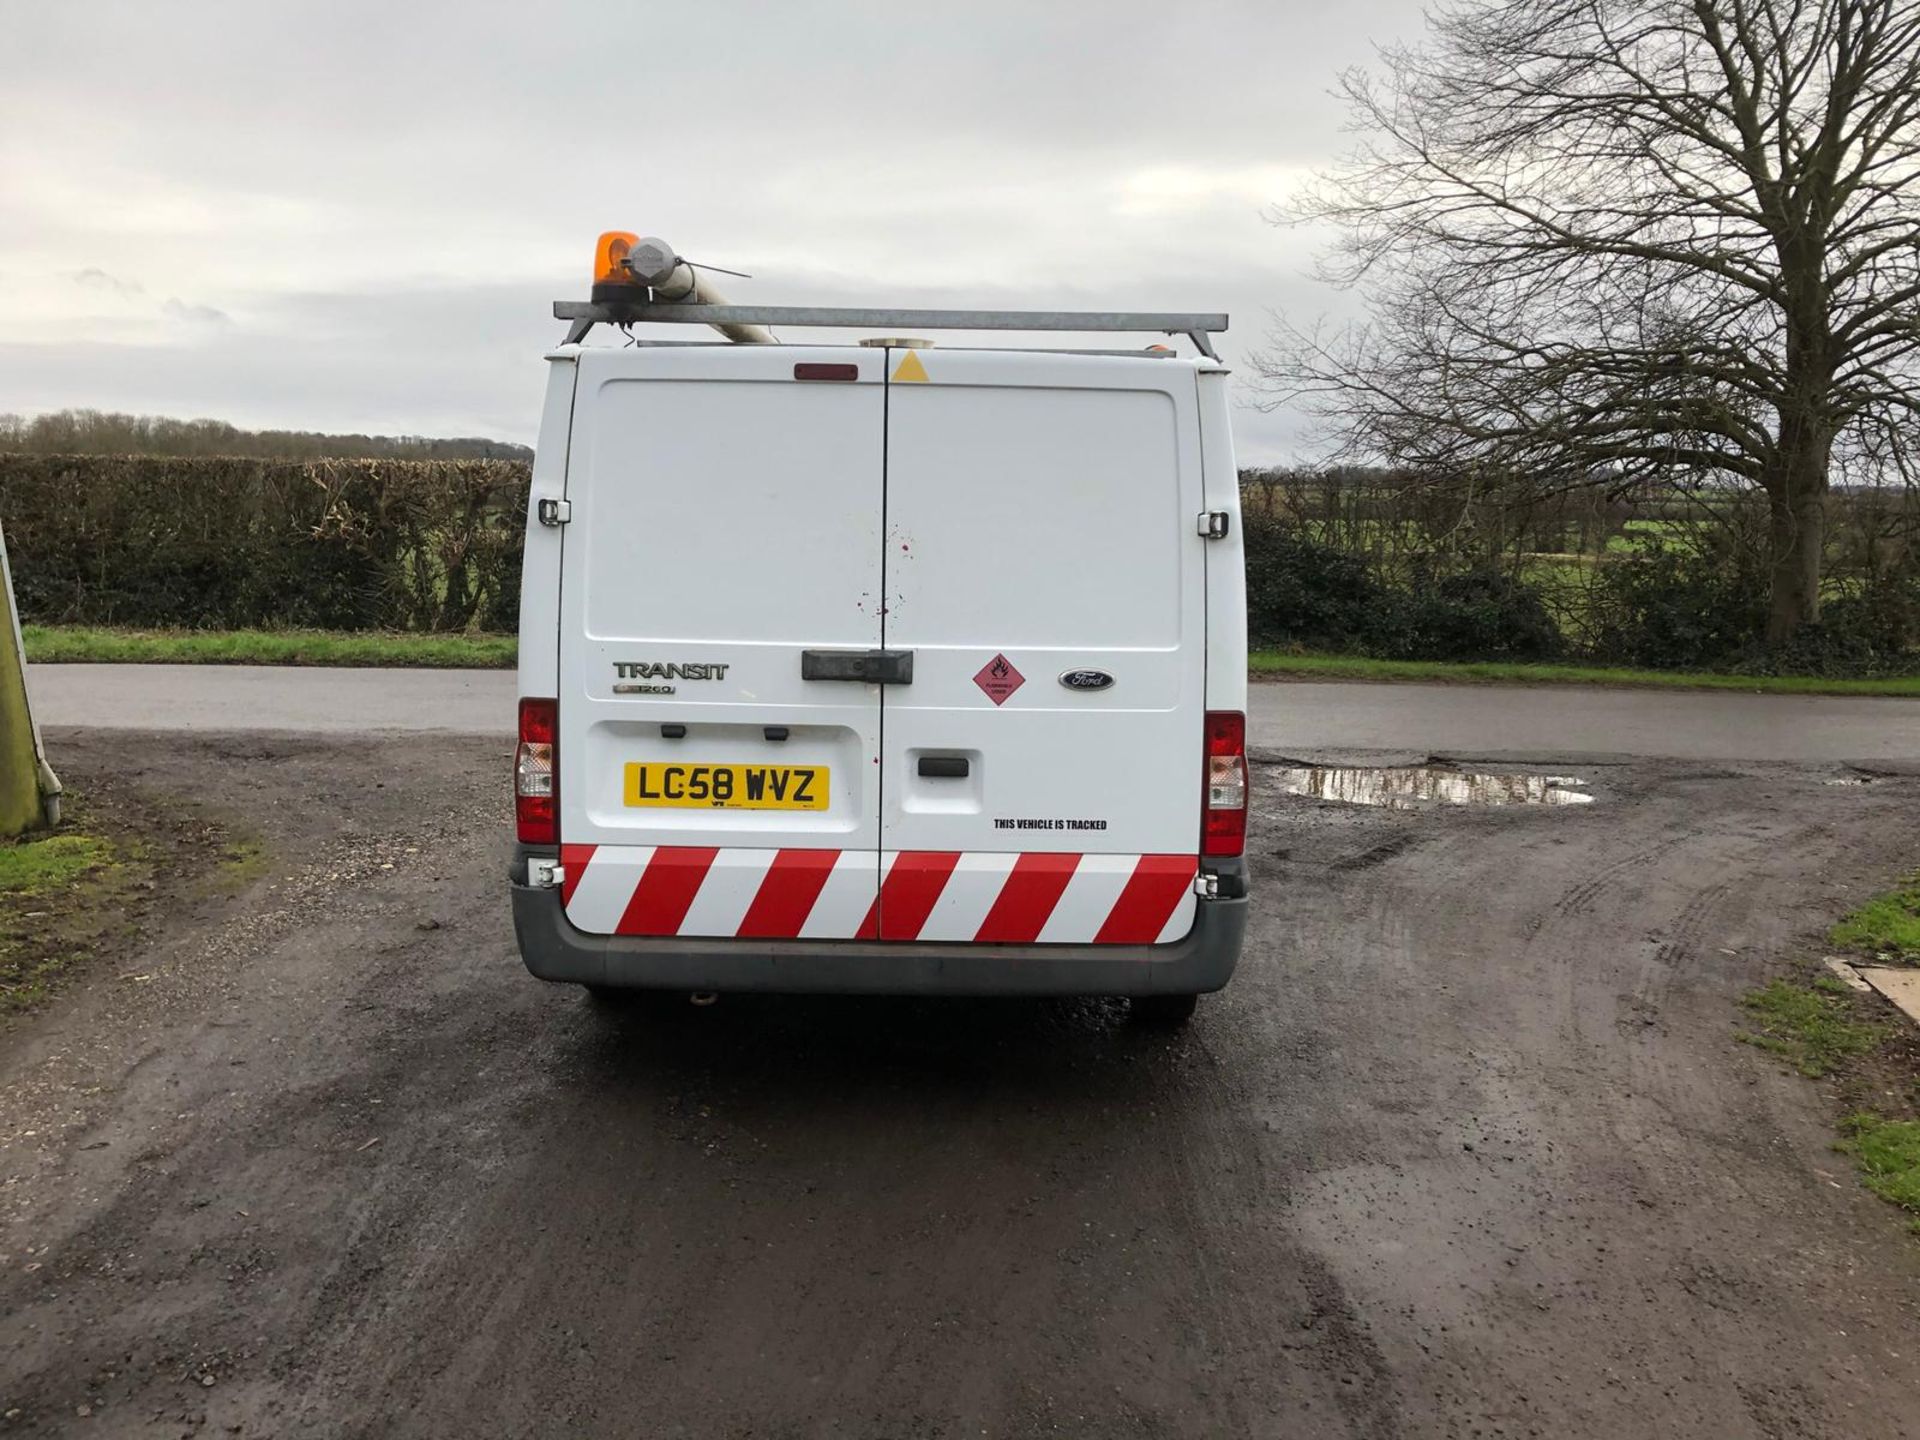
[627,236,774,345]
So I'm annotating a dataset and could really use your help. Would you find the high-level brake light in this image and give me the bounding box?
[1203,710,1247,857]
[516,698,558,844]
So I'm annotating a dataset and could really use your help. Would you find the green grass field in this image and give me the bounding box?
[23,626,516,668]
[20,627,1920,696]
[1251,651,1920,697]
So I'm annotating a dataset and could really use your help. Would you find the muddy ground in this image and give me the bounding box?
[3,730,1919,1438]
[0,774,260,1015]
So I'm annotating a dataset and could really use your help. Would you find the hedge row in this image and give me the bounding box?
[1243,512,1920,675]
[4,453,1915,674]
[0,454,528,632]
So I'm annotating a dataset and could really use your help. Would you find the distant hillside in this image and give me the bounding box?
[0,409,532,461]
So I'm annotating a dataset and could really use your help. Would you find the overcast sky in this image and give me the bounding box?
[1,0,1428,461]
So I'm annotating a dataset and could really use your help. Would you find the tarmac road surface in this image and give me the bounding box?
[26,662,1920,761]
[2,729,1918,1436]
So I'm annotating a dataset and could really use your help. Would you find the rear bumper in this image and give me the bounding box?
[508,852,1247,998]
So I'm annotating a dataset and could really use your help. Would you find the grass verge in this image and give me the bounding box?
[0,823,143,1012]
[1841,1115,1920,1227]
[1251,651,1920,697]
[21,628,1920,694]
[0,833,113,895]
[1830,872,1920,962]
[1739,954,1920,1238]
[22,626,516,669]
[1738,977,1888,1077]
[0,786,265,1013]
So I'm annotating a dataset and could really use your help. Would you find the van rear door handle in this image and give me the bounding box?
[917,756,969,778]
[801,648,914,684]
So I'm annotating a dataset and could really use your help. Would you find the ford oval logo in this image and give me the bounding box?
[1058,668,1115,692]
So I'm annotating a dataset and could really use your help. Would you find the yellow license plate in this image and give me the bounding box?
[623,762,829,811]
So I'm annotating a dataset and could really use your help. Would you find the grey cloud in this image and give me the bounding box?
[74,268,145,296]
[8,0,1423,455]
[163,298,233,325]
[0,258,1354,460]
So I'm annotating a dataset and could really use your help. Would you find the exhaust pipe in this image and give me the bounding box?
[626,237,774,346]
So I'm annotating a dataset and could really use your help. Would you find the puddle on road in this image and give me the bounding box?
[1272,765,1595,809]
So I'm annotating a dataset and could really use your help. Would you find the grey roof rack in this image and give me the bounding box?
[552,301,1227,361]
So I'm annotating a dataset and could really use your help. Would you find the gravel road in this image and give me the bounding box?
[3,729,1919,1437]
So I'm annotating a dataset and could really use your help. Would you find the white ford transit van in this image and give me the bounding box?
[510,248,1248,1022]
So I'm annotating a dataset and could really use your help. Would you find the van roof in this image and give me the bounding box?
[549,339,1208,362]
[552,299,1228,361]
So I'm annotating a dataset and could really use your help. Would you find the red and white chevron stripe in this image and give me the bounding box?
[558,845,1198,945]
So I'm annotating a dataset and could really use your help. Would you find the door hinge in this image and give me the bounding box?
[537,497,572,527]
[1196,511,1230,539]
[531,859,565,890]
[1193,871,1220,898]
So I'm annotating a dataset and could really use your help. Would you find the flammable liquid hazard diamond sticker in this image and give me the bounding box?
[973,653,1025,705]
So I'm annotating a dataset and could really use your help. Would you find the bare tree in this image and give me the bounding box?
[1260,0,1920,643]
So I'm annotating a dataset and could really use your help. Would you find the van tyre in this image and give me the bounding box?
[1130,993,1199,1027]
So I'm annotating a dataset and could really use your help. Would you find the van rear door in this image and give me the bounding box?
[876,350,1206,944]
[555,346,885,939]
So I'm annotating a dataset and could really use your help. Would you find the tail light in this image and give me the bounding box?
[516,698,557,844]
[1203,710,1247,857]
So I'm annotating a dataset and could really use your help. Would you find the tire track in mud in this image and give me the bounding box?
[1551,831,1693,918]
[1255,760,1920,1439]
[1632,874,1743,1017]
[0,735,515,1434]
[1151,1021,1404,1438]
[10,742,1920,1437]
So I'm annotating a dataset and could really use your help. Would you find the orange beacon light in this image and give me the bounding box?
[591,231,641,304]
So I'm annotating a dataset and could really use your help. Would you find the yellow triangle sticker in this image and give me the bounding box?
[891,350,929,383]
